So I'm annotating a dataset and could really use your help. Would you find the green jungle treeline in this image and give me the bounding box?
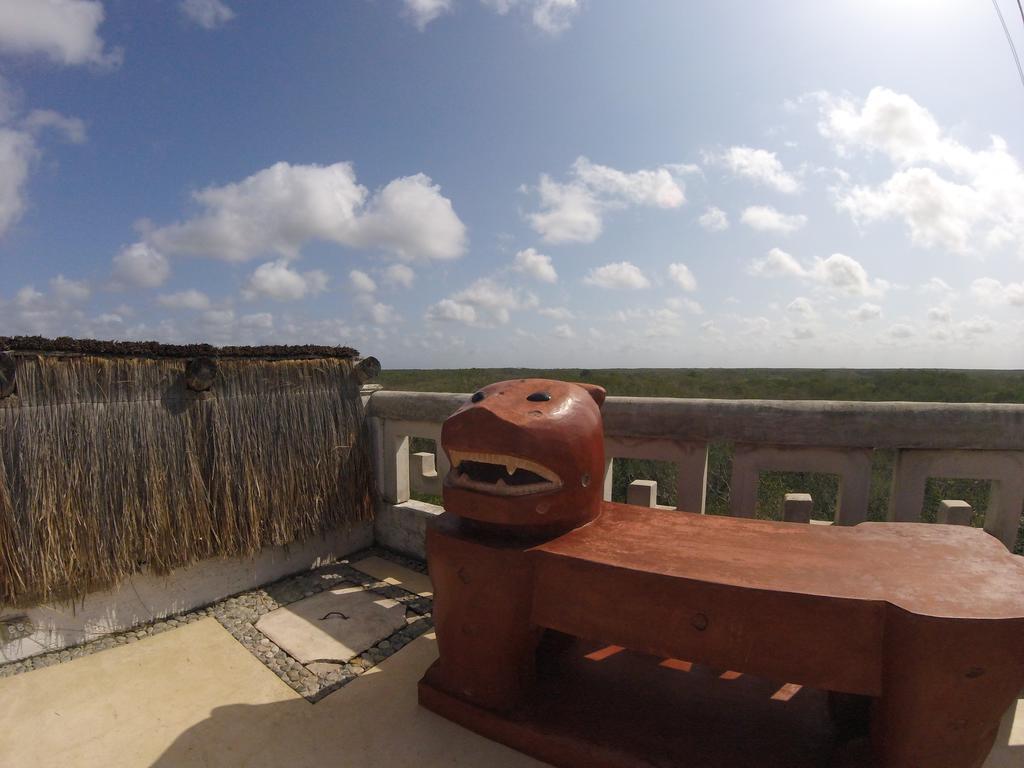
[385,368,1024,554]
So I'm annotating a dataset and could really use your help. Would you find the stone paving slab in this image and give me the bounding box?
[351,554,434,596]
[0,618,299,767]
[255,586,407,663]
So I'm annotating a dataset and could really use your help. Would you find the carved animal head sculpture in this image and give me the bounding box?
[442,378,607,536]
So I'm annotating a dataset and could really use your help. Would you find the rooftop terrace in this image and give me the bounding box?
[1,379,1023,766]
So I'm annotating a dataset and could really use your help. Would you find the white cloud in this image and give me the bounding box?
[584,261,650,290]
[852,303,883,321]
[528,156,686,243]
[0,0,120,67]
[111,242,170,288]
[921,276,956,297]
[808,253,889,298]
[512,247,557,283]
[927,305,951,323]
[482,0,581,35]
[716,146,800,193]
[349,269,377,294]
[819,87,1024,256]
[959,316,995,335]
[14,285,43,307]
[886,323,915,340]
[748,247,804,277]
[538,306,574,320]
[241,312,273,329]
[740,205,807,234]
[698,205,729,232]
[402,0,453,29]
[242,259,329,301]
[785,297,815,319]
[180,0,235,29]
[383,263,415,288]
[425,298,477,325]
[22,109,86,143]
[748,249,888,297]
[666,296,703,315]
[552,323,576,339]
[157,289,211,310]
[0,127,35,235]
[426,278,537,326]
[366,301,399,325]
[144,162,466,263]
[970,277,1024,307]
[667,262,697,291]
[49,274,89,302]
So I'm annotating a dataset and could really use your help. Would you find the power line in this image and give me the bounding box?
[991,0,1024,91]
[1018,0,1024,29]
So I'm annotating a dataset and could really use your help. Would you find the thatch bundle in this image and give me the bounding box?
[0,339,376,607]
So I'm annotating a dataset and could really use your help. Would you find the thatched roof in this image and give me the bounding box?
[0,335,359,360]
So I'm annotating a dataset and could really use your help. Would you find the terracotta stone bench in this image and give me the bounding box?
[418,379,1024,768]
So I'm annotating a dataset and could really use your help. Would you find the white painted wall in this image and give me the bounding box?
[0,521,373,663]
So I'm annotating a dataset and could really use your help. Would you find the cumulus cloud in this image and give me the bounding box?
[538,306,574,320]
[698,205,729,232]
[852,302,883,321]
[157,289,211,310]
[21,109,87,143]
[426,278,537,326]
[512,247,557,283]
[747,247,805,278]
[0,127,36,235]
[180,0,235,29]
[141,161,466,263]
[785,297,815,319]
[552,323,576,339]
[481,0,582,35]
[740,205,807,234]
[402,0,453,29]
[927,305,951,323]
[349,269,377,294]
[819,87,1024,256]
[667,262,697,291]
[970,277,1024,307]
[383,263,415,288]
[748,249,888,297]
[528,156,687,243]
[242,259,329,301]
[0,78,87,237]
[584,261,650,290]
[110,242,171,288]
[886,323,915,340]
[49,274,90,302]
[0,0,120,68]
[713,146,800,193]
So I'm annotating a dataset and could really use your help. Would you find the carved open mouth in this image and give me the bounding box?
[446,450,563,497]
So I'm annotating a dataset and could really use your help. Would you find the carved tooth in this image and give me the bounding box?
[506,462,516,475]
[495,478,507,490]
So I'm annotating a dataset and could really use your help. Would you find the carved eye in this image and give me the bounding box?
[471,391,485,403]
[527,391,551,402]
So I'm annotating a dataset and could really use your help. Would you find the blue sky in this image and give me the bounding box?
[1,0,1023,368]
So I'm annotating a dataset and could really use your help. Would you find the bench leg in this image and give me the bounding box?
[424,520,541,713]
[872,610,1024,768]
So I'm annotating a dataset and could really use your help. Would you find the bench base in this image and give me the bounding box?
[420,637,873,768]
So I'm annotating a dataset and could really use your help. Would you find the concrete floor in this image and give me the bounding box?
[0,611,1020,767]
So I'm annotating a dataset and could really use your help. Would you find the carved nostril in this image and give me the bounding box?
[471,391,485,403]
[527,391,551,402]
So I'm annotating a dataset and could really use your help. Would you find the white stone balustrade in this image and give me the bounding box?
[366,391,1024,552]
[938,499,974,526]
[410,452,439,495]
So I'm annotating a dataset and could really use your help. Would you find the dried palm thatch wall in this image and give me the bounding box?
[0,339,376,607]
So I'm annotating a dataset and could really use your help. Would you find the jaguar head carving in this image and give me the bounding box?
[441,378,606,536]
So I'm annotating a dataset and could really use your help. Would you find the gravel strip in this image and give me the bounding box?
[0,547,432,702]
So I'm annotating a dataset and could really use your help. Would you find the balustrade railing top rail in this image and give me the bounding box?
[367,390,1024,551]
[367,391,1024,450]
